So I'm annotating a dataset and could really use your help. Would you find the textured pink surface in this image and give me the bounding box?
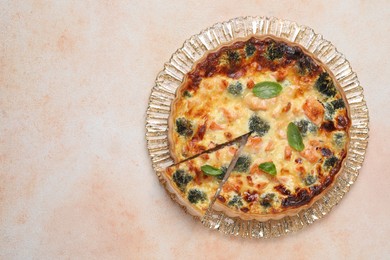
[1,1,390,259]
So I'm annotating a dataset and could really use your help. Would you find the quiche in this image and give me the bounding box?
[167,36,350,220]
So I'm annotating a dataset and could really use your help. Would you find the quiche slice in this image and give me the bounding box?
[163,143,240,217]
[167,36,350,220]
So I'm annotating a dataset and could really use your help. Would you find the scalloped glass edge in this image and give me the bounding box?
[145,16,369,239]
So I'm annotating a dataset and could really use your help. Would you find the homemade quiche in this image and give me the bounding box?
[167,36,350,220]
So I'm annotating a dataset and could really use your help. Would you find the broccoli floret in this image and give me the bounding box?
[283,45,301,59]
[304,175,317,186]
[265,42,283,60]
[294,119,317,136]
[260,193,275,208]
[227,81,243,96]
[183,90,192,98]
[315,72,336,97]
[331,99,345,110]
[321,148,333,157]
[296,56,318,76]
[187,189,207,204]
[324,98,345,120]
[324,102,335,120]
[227,50,241,64]
[249,115,270,137]
[324,156,338,171]
[173,170,193,191]
[245,43,256,57]
[175,117,193,137]
[233,155,251,173]
[216,166,228,180]
[228,195,243,208]
[333,132,346,147]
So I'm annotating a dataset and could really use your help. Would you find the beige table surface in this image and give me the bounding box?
[1,1,390,259]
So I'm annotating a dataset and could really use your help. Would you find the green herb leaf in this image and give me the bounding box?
[258,162,277,176]
[201,165,223,176]
[287,122,305,151]
[253,81,282,99]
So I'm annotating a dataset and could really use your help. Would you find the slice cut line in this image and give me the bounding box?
[168,132,252,167]
[202,133,250,222]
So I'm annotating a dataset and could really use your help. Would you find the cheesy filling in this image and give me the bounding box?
[168,37,349,217]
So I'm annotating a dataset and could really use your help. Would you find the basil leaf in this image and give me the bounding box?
[259,162,277,176]
[287,122,305,151]
[252,81,282,99]
[201,165,223,176]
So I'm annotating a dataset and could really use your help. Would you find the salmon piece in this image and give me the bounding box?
[210,121,224,130]
[276,175,293,186]
[221,108,237,123]
[220,79,229,90]
[250,164,262,175]
[294,88,305,98]
[222,182,241,193]
[244,93,269,111]
[224,132,233,140]
[215,150,221,160]
[246,176,254,186]
[282,102,291,113]
[300,146,320,163]
[233,184,241,192]
[247,79,255,89]
[208,142,216,149]
[265,141,275,151]
[295,165,306,174]
[273,69,287,82]
[255,183,267,190]
[247,136,262,150]
[200,154,209,160]
[280,168,290,175]
[284,146,292,160]
[229,146,238,155]
[309,140,321,146]
[302,97,324,125]
[222,183,234,192]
